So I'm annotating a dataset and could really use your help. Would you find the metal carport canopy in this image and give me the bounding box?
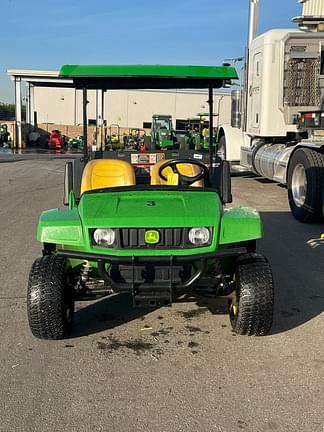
[59,64,238,89]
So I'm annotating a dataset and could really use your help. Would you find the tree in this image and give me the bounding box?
[0,102,26,121]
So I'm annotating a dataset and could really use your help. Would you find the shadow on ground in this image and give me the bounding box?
[70,210,324,338]
[259,211,324,335]
[71,293,150,338]
[70,292,228,338]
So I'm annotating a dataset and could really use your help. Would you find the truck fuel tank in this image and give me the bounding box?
[253,142,295,184]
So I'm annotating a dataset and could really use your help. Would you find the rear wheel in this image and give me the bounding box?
[287,148,324,222]
[229,253,274,336]
[27,255,75,340]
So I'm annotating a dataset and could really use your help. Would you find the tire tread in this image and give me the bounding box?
[231,253,274,336]
[27,255,73,340]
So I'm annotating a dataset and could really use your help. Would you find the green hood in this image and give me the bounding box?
[37,189,263,257]
[78,190,222,229]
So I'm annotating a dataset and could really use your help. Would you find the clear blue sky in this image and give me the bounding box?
[1,0,300,103]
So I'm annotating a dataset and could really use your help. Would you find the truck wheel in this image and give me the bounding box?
[287,148,324,222]
[27,255,74,340]
[229,253,274,336]
[217,136,226,160]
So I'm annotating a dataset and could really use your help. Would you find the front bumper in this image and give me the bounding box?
[57,247,246,306]
[57,247,246,263]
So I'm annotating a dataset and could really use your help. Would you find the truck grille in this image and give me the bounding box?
[285,58,320,107]
[119,228,184,249]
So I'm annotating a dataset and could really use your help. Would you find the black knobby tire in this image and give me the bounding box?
[287,148,324,223]
[229,253,274,336]
[27,255,74,340]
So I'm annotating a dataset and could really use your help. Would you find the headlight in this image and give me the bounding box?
[188,227,210,245]
[93,228,116,246]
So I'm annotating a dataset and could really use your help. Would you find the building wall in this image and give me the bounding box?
[301,0,324,16]
[34,87,232,129]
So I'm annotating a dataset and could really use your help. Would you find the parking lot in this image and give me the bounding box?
[1,158,324,432]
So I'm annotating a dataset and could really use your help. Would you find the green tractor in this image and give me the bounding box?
[183,117,203,150]
[27,64,274,340]
[151,114,174,149]
[67,135,84,151]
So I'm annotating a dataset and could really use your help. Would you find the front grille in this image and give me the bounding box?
[90,227,213,249]
[119,228,184,249]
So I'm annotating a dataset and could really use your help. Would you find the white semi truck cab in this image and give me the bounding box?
[219,0,324,222]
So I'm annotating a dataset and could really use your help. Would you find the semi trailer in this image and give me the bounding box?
[218,0,324,222]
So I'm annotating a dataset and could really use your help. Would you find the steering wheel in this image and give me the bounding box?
[158,159,209,186]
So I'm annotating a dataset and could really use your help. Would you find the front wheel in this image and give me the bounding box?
[287,148,324,223]
[27,255,75,340]
[229,253,274,336]
[217,136,227,160]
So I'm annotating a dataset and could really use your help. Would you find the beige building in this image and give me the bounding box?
[8,69,232,147]
[34,87,231,130]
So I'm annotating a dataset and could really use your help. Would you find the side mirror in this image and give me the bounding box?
[220,160,232,204]
[210,159,232,204]
[63,158,83,206]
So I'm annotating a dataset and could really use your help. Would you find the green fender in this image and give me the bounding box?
[219,207,263,245]
[37,208,84,247]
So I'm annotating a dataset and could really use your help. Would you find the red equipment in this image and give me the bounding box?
[48,130,65,149]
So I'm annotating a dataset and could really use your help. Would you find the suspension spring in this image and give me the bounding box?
[80,261,91,283]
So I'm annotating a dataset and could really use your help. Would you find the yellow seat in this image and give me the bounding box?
[80,159,136,194]
[150,159,204,187]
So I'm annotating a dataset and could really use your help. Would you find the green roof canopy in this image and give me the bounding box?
[59,64,237,90]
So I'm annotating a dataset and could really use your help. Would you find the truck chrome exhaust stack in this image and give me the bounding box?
[248,0,259,45]
[231,90,241,129]
[241,0,260,132]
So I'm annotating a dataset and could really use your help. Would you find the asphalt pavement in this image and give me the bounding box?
[0,159,324,432]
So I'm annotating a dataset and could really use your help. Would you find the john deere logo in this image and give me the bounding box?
[145,230,160,244]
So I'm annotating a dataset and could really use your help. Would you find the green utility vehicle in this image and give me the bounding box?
[183,114,218,151]
[106,124,121,149]
[125,128,146,150]
[184,117,204,150]
[27,64,274,340]
[151,114,174,149]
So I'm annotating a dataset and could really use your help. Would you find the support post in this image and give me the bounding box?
[29,84,35,127]
[14,77,22,149]
[102,90,105,151]
[96,89,103,150]
[83,87,88,165]
[26,83,30,127]
[74,89,77,126]
[208,84,214,175]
